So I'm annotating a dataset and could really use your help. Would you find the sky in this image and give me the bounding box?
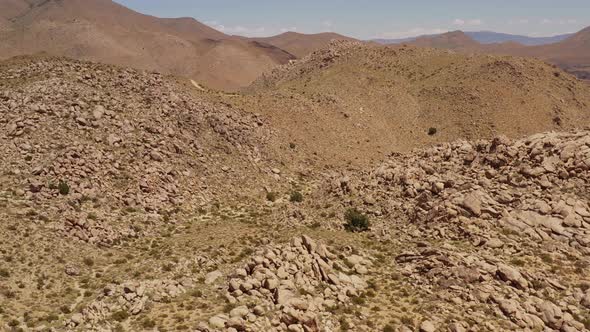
[115,0,590,39]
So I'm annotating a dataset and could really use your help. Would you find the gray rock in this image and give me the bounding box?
[205,270,223,285]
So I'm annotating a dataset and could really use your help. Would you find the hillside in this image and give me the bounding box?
[297,129,590,332]
[237,41,590,168]
[405,28,590,81]
[0,0,294,90]
[516,27,590,80]
[0,55,316,331]
[253,31,357,58]
[2,50,590,332]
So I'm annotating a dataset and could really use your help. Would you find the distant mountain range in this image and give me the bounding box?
[374,31,574,46]
[0,0,587,89]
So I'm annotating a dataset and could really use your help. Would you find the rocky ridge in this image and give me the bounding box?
[299,129,590,330]
[0,56,276,245]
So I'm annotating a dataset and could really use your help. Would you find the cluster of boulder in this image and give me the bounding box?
[314,130,590,330]
[198,236,371,332]
[66,278,193,329]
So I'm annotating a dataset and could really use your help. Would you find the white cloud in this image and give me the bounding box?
[204,20,270,37]
[321,20,334,32]
[541,18,579,25]
[280,27,298,33]
[509,18,530,25]
[454,18,483,26]
[376,27,448,39]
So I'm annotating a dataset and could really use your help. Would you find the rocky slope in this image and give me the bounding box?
[0,55,281,245]
[1,54,590,332]
[406,28,590,82]
[281,129,590,331]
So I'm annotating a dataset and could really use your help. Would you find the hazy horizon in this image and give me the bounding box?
[114,0,590,39]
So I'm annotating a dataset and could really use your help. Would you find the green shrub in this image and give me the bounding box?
[383,325,396,332]
[427,127,437,136]
[266,192,278,202]
[142,318,157,329]
[83,257,94,267]
[289,191,304,203]
[344,209,370,232]
[45,314,59,322]
[58,181,70,195]
[111,310,129,322]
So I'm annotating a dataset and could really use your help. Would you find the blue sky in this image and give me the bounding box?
[115,0,590,39]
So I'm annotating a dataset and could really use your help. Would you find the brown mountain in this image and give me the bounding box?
[252,31,357,58]
[514,27,590,80]
[0,0,294,90]
[409,30,481,49]
[408,28,590,81]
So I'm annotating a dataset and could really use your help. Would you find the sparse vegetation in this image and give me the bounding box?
[344,209,370,232]
[142,318,157,329]
[383,325,396,332]
[289,191,304,203]
[58,180,70,195]
[83,257,94,267]
[2,24,590,332]
[111,310,130,322]
[266,192,278,202]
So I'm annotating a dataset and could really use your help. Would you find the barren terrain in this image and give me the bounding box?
[1,46,590,332]
[1,3,590,332]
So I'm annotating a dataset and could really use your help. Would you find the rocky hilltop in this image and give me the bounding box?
[239,40,590,168]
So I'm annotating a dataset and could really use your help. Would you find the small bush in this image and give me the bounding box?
[339,317,351,331]
[58,181,70,195]
[142,319,157,329]
[0,268,9,278]
[45,314,59,322]
[427,127,437,136]
[344,209,370,232]
[289,191,304,203]
[383,325,396,332]
[111,310,129,322]
[83,257,94,267]
[266,192,278,202]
